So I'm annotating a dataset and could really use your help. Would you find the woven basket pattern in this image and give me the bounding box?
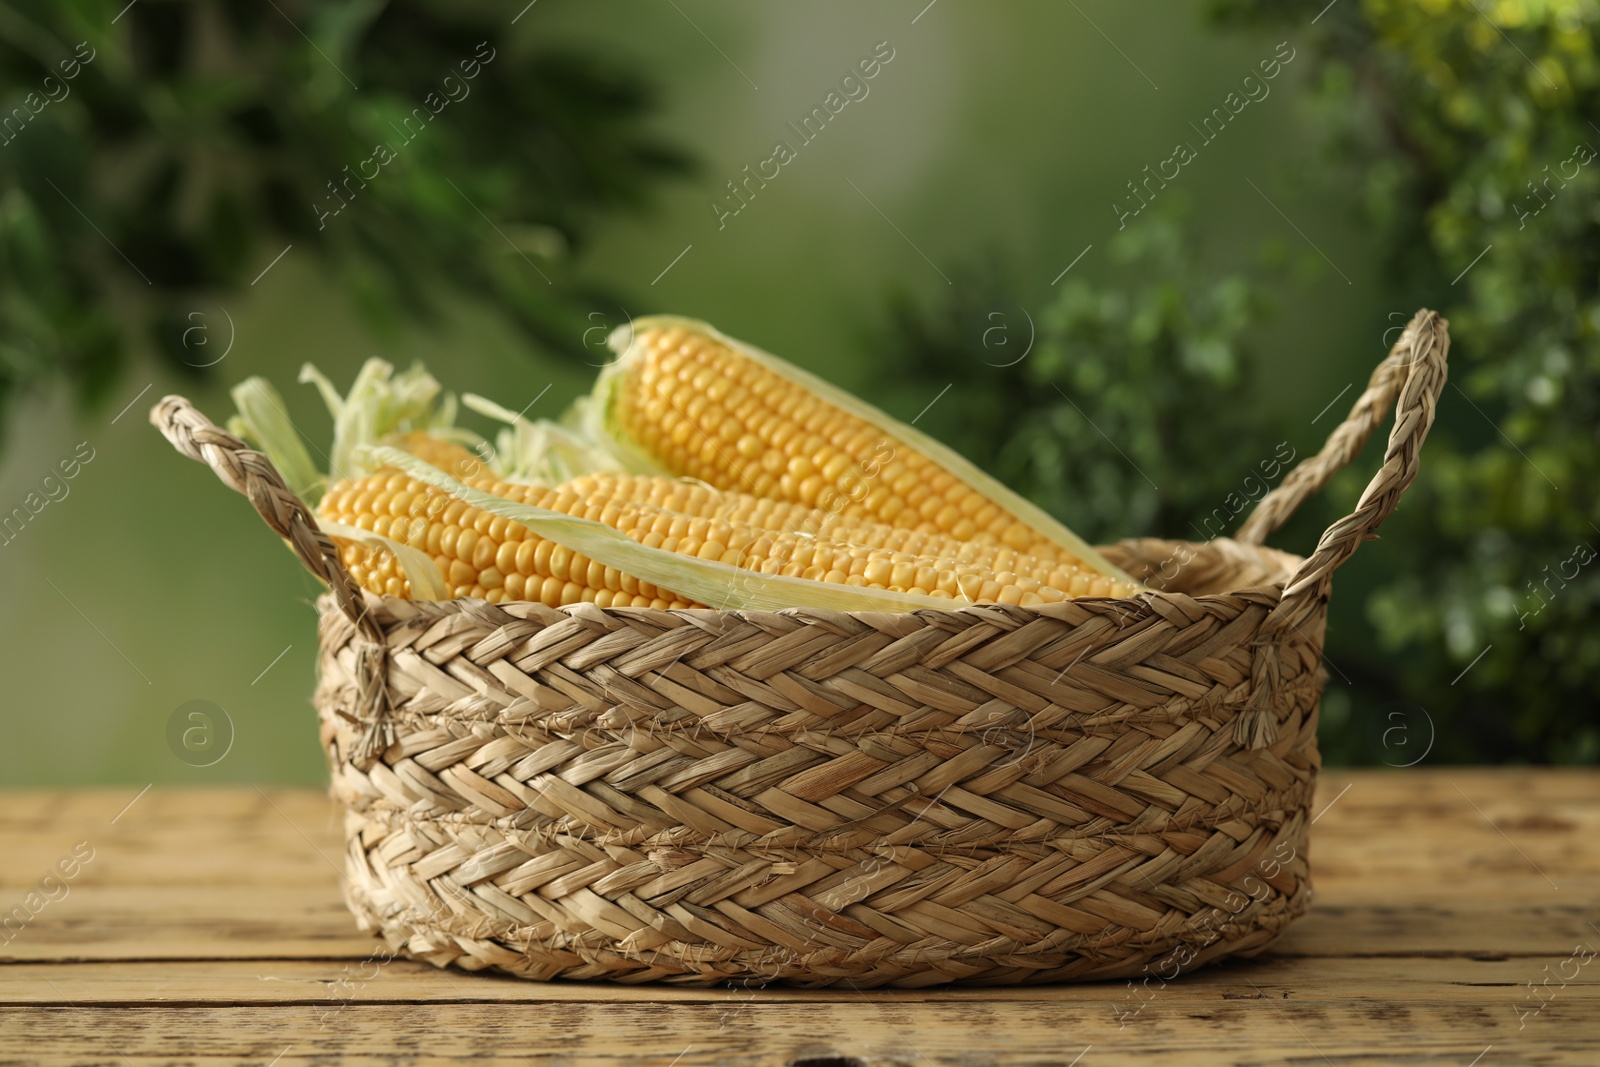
[152,310,1450,987]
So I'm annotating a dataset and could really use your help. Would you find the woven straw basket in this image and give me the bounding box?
[152,310,1448,988]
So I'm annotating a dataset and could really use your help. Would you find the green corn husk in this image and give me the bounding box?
[299,358,488,487]
[223,377,448,598]
[462,393,625,486]
[588,314,1137,586]
[227,377,325,504]
[370,446,954,613]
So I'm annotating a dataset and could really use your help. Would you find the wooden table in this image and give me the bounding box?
[2,769,1596,1065]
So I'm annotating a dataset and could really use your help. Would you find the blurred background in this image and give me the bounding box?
[1,0,1594,786]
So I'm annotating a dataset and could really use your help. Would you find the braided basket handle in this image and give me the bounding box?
[148,395,379,642]
[1237,308,1449,631]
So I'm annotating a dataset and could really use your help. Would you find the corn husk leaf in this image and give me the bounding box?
[370,446,953,613]
[594,315,1138,587]
[462,393,624,485]
[228,377,326,504]
[582,360,674,477]
[300,358,481,484]
[316,519,450,601]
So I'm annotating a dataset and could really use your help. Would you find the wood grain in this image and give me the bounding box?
[3,769,1598,1065]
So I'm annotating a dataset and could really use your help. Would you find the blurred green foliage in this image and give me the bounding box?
[1221,0,1600,763]
[879,208,1282,548]
[879,0,1600,763]
[0,0,687,435]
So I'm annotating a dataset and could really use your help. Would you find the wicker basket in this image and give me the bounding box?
[151,310,1449,987]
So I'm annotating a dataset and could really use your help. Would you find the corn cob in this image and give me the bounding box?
[382,456,1027,572]
[471,474,1133,602]
[591,316,1137,589]
[320,470,699,608]
[560,471,1130,598]
[378,447,961,613]
[318,469,1135,606]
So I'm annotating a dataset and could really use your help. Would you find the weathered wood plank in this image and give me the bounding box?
[0,955,1593,1005]
[1,771,1597,1065]
[3,886,1595,962]
[0,991,1592,1067]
